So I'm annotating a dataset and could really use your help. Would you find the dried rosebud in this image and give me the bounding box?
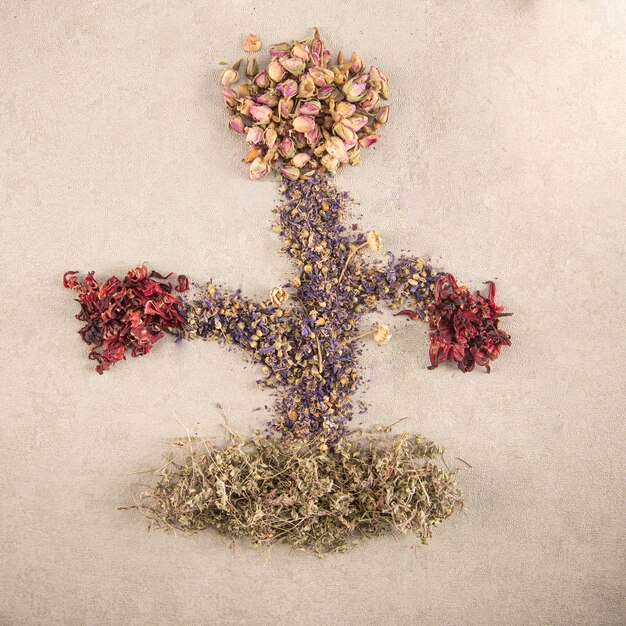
[238,97,254,116]
[277,79,298,98]
[267,57,287,82]
[331,65,346,84]
[249,157,270,180]
[349,52,363,73]
[246,126,264,146]
[308,67,334,87]
[348,147,362,165]
[359,134,380,148]
[277,136,296,159]
[306,126,321,147]
[310,30,324,65]
[223,87,238,108]
[278,98,293,118]
[243,33,261,53]
[366,230,382,252]
[264,127,278,149]
[316,85,335,100]
[249,104,273,125]
[342,76,367,102]
[291,43,310,62]
[375,105,389,125]
[244,146,263,163]
[372,324,391,345]
[257,93,278,108]
[348,114,368,132]
[280,56,306,76]
[333,120,358,144]
[325,137,349,164]
[298,74,317,99]
[299,100,321,116]
[360,89,380,111]
[246,56,258,78]
[270,286,289,306]
[228,115,246,134]
[269,42,291,57]
[369,65,389,99]
[335,102,356,118]
[221,68,239,87]
[280,166,300,181]
[253,70,270,89]
[263,146,278,164]
[291,152,311,168]
[321,153,339,172]
[292,115,316,133]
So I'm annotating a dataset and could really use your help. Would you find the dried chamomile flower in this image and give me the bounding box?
[366,230,382,252]
[270,286,289,306]
[372,324,391,345]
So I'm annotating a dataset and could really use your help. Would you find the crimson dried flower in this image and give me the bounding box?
[397,274,511,373]
[63,264,188,374]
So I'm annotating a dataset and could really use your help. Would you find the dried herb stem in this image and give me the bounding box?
[134,429,463,556]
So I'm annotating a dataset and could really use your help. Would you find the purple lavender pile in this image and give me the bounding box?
[183,174,441,441]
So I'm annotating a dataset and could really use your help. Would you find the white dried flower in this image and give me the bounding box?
[372,324,391,345]
[270,286,289,307]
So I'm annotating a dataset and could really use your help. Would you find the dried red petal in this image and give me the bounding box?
[427,274,511,373]
[176,274,189,293]
[394,309,421,321]
[63,271,79,289]
[63,264,187,373]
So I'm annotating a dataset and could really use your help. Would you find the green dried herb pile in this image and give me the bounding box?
[135,430,462,555]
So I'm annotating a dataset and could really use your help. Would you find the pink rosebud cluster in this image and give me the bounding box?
[222,29,389,180]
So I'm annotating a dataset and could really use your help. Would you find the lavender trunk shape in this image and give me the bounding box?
[182,175,441,441]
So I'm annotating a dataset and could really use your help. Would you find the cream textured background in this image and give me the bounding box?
[1,1,625,625]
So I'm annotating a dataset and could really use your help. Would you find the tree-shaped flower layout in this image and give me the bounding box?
[63,31,512,553]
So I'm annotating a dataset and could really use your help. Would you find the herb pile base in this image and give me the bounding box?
[133,429,462,556]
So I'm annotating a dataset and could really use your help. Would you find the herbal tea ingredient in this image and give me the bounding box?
[182,174,441,441]
[223,29,389,179]
[134,430,462,556]
[63,266,188,374]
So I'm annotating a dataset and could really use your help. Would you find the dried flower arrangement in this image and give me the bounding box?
[63,29,511,554]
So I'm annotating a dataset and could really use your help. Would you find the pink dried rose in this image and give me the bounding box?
[63,265,188,374]
[221,28,390,180]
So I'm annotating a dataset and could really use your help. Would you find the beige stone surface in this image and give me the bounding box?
[1,1,625,624]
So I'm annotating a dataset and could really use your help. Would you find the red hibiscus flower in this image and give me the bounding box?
[63,265,188,374]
